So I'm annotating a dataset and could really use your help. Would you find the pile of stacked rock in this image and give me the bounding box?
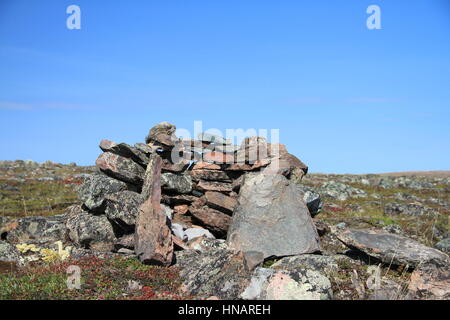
[70,121,319,266]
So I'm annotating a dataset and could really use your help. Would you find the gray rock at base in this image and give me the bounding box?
[271,254,339,275]
[240,267,333,300]
[174,247,251,299]
[337,228,450,267]
[161,173,193,194]
[184,227,215,241]
[227,173,321,259]
[104,190,143,233]
[296,184,323,217]
[0,240,20,264]
[77,173,130,212]
[6,214,68,245]
[435,238,450,254]
[66,205,116,252]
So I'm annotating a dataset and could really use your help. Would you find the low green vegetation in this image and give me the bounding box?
[0,179,80,217]
[0,256,193,300]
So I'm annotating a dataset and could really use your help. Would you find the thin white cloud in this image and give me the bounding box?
[0,101,33,110]
[346,97,408,103]
[0,101,102,111]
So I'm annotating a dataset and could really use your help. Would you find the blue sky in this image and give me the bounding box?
[0,0,449,173]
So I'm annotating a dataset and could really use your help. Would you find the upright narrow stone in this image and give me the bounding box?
[135,154,173,266]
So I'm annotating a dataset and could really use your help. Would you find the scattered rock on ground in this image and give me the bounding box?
[337,228,449,267]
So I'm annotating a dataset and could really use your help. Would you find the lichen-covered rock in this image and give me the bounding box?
[337,228,450,267]
[227,173,321,259]
[66,205,116,252]
[435,238,450,254]
[145,122,177,147]
[318,181,367,201]
[99,139,149,167]
[96,152,145,186]
[77,173,130,212]
[160,173,192,194]
[104,190,143,233]
[0,240,20,263]
[379,177,434,190]
[384,202,437,217]
[174,247,251,299]
[241,267,333,300]
[6,214,68,244]
[190,169,232,182]
[271,254,339,275]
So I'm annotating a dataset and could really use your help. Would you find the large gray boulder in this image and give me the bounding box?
[337,228,450,267]
[227,173,321,259]
[77,173,129,212]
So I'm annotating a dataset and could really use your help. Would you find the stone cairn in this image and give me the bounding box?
[71,121,317,266]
